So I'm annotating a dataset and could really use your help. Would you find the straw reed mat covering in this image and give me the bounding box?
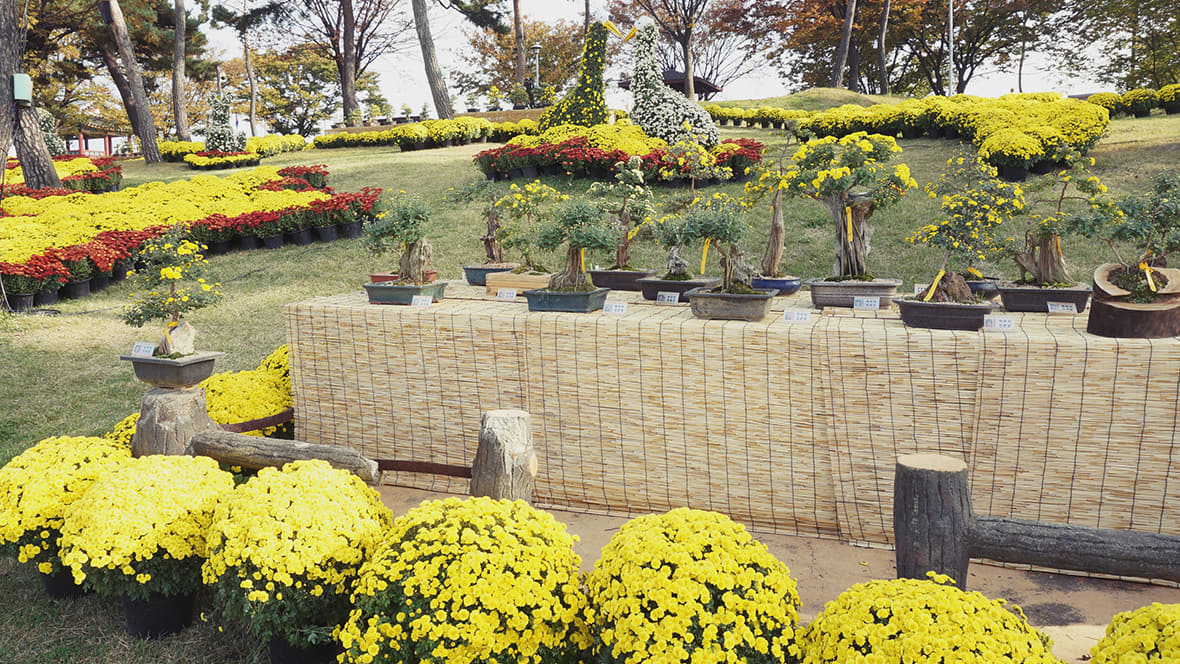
[285,287,1180,546]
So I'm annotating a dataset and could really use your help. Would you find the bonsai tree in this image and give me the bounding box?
[741,133,804,279]
[123,228,224,356]
[1008,153,1120,286]
[652,213,699,280]
[909,150,1024,302]
[777,132,917,279]
[588,156,655,270]
[494,181,568,273]
[1080,169,1180,301]
[534,201,617,291]
[684,194,755,293]
[363,198,434,284]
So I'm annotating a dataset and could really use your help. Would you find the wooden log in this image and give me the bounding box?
[133,386,219,457]
[469,409,536,502]
[1085,295,1180,339]
[188,429,380,484]
[893,454,972,588]
[969,517,1180,583]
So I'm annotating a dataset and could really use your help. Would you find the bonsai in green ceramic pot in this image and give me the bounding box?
[362,197,447,304]
[523,200,617,312]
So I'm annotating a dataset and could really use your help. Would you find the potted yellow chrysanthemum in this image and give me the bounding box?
[337,497,591,664]
[120,228,224,388]
[203,460,392,663]
[58,455,235,639]
[0,436,131,598]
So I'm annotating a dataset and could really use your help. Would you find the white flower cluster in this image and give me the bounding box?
[629,24,719,148]
[37,108,66,156]
[206,93,246,153]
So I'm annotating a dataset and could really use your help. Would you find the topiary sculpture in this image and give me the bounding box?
[537,22,609,130]
[630,23,719,148]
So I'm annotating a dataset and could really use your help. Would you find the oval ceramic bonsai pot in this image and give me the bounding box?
[965,278,1000,300]
[462,263,519,286]
[636,276,721,302]
[997,282,1091,313]
[805,278,902,308]
[751,275,802,296]
[369,270,437,283]
[120,351,225,389]
[522,287,610,313]
[685,287,778,321]
[897,299,994,331]
[587,269,658,291]
[363,280,448,305]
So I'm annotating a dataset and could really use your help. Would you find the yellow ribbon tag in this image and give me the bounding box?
[580,248,586,273]
[923,270,945,301]
[967,267,983,278]
[700,239,711,275]
[845,207,853,244]
[1055,236,1062,256]
[1141,262,1157,292]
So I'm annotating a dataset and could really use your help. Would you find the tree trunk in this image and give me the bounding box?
[760,187,785,277]
[825,193,874,277]
[108,0,162,163]
[550,246,589,291]
[0,0,15,161]
[512,0,526,86]
[469,409,536,502]
[133,387,220,457]
[893,454,972,589]
[584,0,590,35]
[482,201,504,263]
[411,0,453,119]
[341,0,359,123]
[1014,234,1071,285]
[13,106,62,189]
[101,47,139,131]
[681,34,696,100]
[190,429,381,484]
[876,0,891,94]
[398,238,433,284]
[847,42,861,92]
[830,0,858,88]
[171,0,190,140]
[243,38,258,137]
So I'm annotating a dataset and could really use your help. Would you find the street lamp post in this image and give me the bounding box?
[530,44,542,89]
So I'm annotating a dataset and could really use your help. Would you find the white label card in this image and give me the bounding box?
[853,296,880,311]
[782,309,812,323]
[130,342,157,358]
[656,291,681,304]
[410,295,433,308]
[914,283,929,295]
[496,288,517,300]
[1046,301,1078,314]
[603,301,628,315]
[983,315,1016,330]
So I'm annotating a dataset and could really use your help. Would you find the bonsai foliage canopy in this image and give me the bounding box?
[775,132,916,278]
[363,197,435,284]
[533,200,616,291]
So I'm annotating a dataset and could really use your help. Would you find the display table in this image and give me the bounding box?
[285,285,1180,546]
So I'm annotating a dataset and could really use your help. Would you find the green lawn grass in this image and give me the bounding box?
[1,96,1177,663]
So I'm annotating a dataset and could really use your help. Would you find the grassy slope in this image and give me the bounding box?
[0,93,1177,663]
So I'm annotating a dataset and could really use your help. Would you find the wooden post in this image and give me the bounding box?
[132,387,219,457]
[470,409,536,502]
[893,453,972,588]
[189,430,381,484]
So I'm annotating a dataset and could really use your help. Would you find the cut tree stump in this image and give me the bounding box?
[1086,295,1180,339]
[469,409,536,502]
[188,429,380,484]
[133,387,219,457]
[893,453,972,588]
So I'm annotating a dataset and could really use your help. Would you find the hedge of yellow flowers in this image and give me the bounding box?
[58,455,235,600]
[159,134,305,162]
[586,508,803,664]
[0,167,329,267]
[508,123,668,156]
[0,436,131,576]
[799,574,1061,664]
[203,460,393,648]
[183,152,262,170]
[4,156,97,185]
[1091,602,1180,663]
[310,117,504,150]
[337,497,591,664]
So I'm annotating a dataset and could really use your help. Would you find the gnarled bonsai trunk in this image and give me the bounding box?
[482,203,504,263]
[824,193,876,277]
[760,187,785,277]
[550,246,590,291]
[719,243,753,291]
[1013,233,1071,285]
[665,245,690,278]
[399,238,433,284]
